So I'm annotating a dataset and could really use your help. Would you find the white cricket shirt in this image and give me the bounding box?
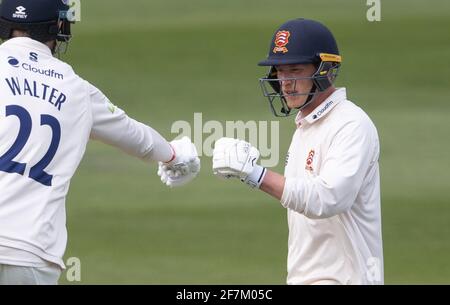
[281,88,383,284]
[0,38,168,268]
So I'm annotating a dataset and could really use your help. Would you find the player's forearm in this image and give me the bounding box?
[144,126,174,163]
[260,170,286,201]
[88,84,176,163]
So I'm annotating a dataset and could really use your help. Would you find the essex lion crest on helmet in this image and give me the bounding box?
[273,30,291,54]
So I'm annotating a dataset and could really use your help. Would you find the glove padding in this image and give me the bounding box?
[212,138,260,180]
[158,136,200,187]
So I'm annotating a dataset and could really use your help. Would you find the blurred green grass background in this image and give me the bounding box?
[60,0,450,284]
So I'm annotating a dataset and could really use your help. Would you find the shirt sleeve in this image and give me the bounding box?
[281,119,378,219]
[88,83,173,163]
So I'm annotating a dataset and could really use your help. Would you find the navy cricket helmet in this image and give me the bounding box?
[0,0,73,44]
[258,18,342,117]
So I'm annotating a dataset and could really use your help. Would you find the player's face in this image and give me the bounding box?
[276,64,316,109]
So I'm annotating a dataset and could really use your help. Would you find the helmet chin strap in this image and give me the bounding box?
[279,83,317,116]
[53,40,69,57]
[295,83,318,112]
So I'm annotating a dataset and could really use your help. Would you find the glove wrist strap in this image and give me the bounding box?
[164,144,177,164]
[242,165,267,189]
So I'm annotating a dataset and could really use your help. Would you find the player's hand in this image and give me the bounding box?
[212,138,266,188]
[158,136,200,187]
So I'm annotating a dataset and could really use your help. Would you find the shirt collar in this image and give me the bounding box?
[295,87,347,127]
[2,37,53,57]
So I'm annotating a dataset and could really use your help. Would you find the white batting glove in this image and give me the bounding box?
[158,136,200,187]
[212,138,267,188]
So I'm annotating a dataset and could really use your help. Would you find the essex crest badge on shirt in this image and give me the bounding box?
[305,149,315,172]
